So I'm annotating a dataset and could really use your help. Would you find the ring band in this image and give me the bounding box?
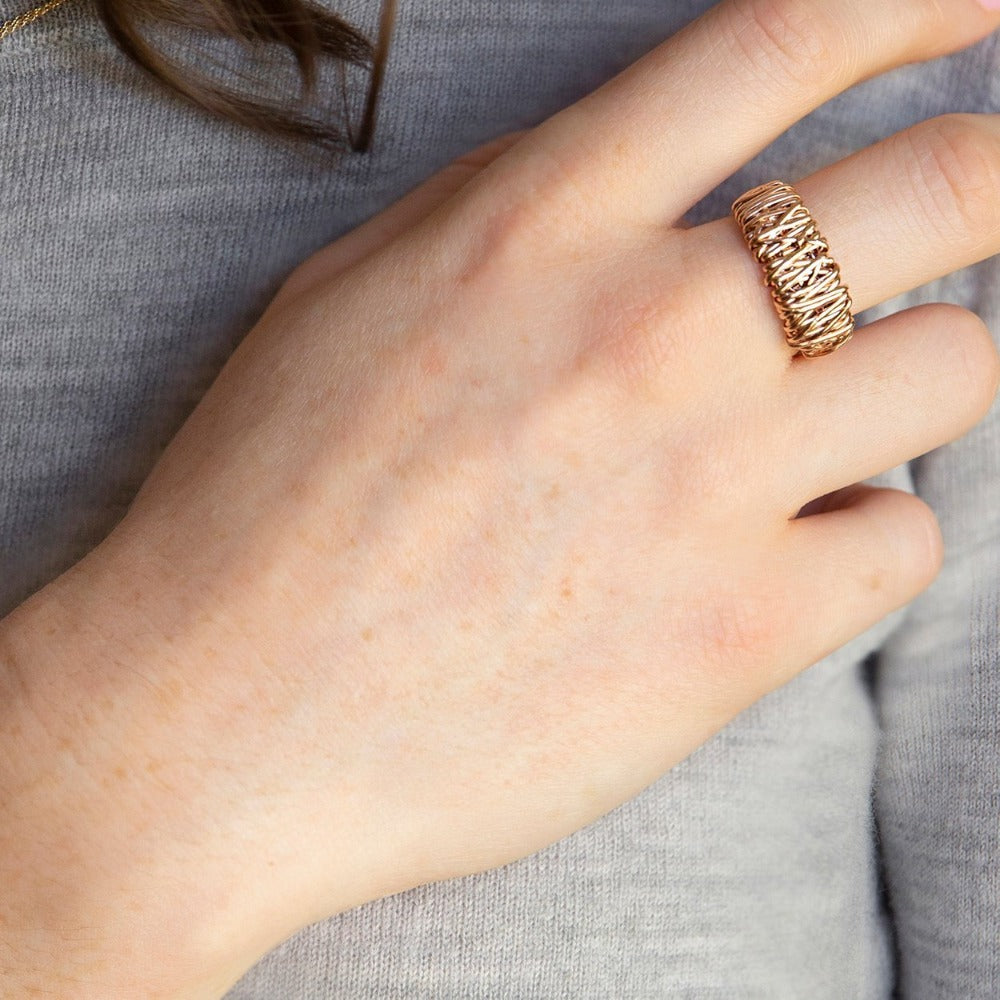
[731,180,854,358]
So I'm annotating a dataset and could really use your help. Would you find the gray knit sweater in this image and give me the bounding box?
[2,1,997,995]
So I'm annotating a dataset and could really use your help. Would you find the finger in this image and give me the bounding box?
[768,483,943,687]
[775,303,999,511]
[694,113,1000,368]
[273,130,527,304]
[514,0,1000,229]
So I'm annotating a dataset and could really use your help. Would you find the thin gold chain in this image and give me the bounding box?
[1,0,70,41]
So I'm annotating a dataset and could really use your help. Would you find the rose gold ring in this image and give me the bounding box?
[731,180,854,359]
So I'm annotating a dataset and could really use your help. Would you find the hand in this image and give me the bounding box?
[4,0,1000,996]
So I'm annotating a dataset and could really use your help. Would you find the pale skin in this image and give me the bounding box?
[2,0,1000,995]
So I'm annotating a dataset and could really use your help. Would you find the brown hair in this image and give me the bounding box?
[92,0,397,153]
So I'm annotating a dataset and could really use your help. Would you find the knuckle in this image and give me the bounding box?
[449,143,601,288]
[515,142,605,245]
[583,241,712,402]
[726,0,845,92]
[590,281,686,399]
[904,115,1000,249]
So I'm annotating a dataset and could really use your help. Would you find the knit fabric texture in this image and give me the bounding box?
[1,1,997,996]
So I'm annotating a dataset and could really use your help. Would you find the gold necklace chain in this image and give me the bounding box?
[1,0,70,41]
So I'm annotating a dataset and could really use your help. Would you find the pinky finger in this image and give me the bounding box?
[773,484,943,683]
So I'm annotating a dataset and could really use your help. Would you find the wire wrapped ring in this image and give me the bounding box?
[731,180,854,358]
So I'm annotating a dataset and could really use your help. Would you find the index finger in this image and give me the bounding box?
[518,0,1000,231]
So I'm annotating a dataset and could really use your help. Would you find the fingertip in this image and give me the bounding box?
[906,492,945,588]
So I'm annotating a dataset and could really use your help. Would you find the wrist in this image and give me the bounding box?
[0,558,282,999]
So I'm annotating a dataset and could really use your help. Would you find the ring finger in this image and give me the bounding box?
[695,112,1000,367]
[672,112,1000,509]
